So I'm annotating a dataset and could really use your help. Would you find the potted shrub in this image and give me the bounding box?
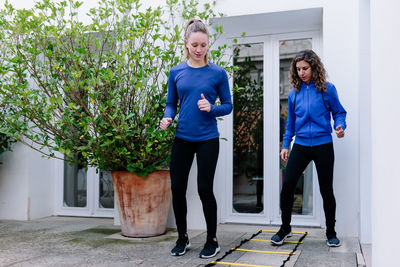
[0,0,234,237]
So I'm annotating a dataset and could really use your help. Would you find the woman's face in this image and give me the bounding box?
[185,32,209,63]
[296,60,312,84]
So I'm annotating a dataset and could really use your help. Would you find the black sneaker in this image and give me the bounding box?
[171,236,191,256]
[327,236,341,247]
[270,227,292,246]
[199,238,220,258]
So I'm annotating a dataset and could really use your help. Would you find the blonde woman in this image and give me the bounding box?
[160,18,232,258]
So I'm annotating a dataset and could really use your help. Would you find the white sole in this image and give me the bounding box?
[271,232,293,246]
[171,242,191,256]
[199,246,220,258]
[326,241,341,247]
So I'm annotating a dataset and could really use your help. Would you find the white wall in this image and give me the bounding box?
[0,143,29,220]
[358,0,371,245]
[371,0,400,266]
[322,0,361,239]
[26,147,56,220]
[0,142,55,220]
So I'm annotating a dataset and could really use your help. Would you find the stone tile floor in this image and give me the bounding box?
[0,217,367,267]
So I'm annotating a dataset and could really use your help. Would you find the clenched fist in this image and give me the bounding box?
[160,117,172,130]
[197,93,211,112]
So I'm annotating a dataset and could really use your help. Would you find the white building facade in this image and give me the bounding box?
[1,0,399,266]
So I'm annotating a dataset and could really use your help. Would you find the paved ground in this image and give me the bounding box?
[0,217,367,267]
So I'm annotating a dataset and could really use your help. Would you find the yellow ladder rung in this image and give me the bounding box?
[233,248,296,255]
[250,238,303,244]
[261,230,308,235]
[211,261,277,267]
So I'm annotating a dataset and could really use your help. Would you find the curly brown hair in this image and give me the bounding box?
[289,49,327,92]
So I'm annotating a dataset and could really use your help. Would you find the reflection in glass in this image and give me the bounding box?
[99,171,114,209]
[63,158,87,207]
[232,43,264,214]
[279,39,313,215]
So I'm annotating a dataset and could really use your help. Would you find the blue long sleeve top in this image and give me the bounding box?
[164,62,233,142]
[283,81,347,149]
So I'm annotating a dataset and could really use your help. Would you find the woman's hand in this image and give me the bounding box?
[280,148,289,162]
[336,125,345,138]
[160,118,172,130]
[198,93,211,112]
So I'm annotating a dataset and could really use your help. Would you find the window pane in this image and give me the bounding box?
[63,158,87,208]
[99,171,114,209]
[279,39,313,216]
[232,43,264,214]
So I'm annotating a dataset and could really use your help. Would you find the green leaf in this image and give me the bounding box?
[56,96,62,106]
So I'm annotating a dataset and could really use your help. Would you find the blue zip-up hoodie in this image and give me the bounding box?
[283,81,347,149]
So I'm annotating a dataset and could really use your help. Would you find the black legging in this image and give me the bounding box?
[281,142,337,237]
[170,137,219,239]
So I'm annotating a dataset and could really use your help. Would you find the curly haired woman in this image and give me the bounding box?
[271,50,347,247]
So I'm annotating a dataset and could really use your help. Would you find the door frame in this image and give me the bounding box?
[54,159,114,217]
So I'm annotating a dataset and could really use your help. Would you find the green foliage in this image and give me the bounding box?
[0,0,233,176]
[232,45,263,153]
[232,44,263,177]
[0,131,15,160]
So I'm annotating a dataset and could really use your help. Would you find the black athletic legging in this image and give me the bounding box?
[170,137,219,239]
[281,142,337,237]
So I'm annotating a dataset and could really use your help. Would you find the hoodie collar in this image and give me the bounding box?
[301,80,316,89]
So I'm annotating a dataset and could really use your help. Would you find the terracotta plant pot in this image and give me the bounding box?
[111,170,171,237]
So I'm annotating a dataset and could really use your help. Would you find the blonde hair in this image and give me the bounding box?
[183,18,209,64]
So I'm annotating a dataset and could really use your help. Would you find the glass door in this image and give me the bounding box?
[224,32,322,227]
[232,42,264,214]
[55,159,114,217]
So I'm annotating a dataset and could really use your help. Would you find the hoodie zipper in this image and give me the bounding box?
[307,84,313,146]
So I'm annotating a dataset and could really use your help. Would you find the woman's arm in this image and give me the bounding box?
[328,83,347,131]
[163,70,178,120]
[282,89,296,149]
[209,70,233,117]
